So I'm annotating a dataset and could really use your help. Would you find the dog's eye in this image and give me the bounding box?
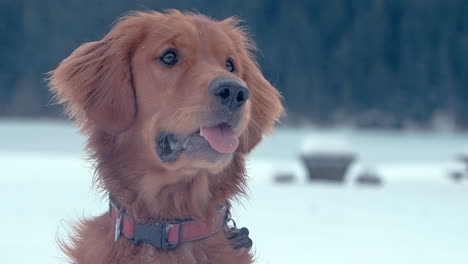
[226,59,235,72]
[159,49,178,66]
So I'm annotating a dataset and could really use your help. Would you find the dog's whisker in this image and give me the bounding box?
[166,109,184,133]
[248,116,262,134]
[166,106,208,134]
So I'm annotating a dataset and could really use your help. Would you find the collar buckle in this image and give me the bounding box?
[132,221,179,249]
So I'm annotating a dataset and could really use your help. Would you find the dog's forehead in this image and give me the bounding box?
[192,17,228,39]
[193,17,235,55]
[145,14,234,54]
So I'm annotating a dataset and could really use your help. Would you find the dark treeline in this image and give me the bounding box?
[1,0,467,129]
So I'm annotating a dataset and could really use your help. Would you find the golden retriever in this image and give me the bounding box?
[49,10,283,264]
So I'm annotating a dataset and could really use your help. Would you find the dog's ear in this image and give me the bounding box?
[241,56,284,152]
[223,18,284,153]
[49,16,145,133]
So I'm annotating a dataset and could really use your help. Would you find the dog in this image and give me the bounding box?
[49,10,283,264]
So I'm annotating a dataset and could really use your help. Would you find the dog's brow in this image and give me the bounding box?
[152,29,179,41]
[152,30,195,51]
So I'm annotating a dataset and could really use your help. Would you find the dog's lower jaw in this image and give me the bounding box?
[156,131,235,168]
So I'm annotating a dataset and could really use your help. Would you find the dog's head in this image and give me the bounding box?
[50,11,283,178]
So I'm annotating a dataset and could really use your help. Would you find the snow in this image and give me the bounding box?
[299,135,354,155]
[1,120,467,263]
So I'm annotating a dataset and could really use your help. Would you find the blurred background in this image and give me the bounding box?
[1,0,467,263]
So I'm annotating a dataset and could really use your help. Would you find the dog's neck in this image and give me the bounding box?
[88,130,247,222]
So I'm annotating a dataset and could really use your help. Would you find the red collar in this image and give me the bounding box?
[109,196,228,249]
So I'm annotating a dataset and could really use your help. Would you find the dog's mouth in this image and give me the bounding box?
[198,123,239,153]
[156,122,239,163]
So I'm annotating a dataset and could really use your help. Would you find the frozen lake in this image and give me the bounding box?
[1,120,467,263]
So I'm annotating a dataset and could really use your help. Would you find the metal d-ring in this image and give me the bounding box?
[224,211,239,234]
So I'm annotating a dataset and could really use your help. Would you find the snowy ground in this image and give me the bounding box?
[1,120,467,263]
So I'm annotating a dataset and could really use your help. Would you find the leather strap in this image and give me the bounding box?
[109,197,227,249]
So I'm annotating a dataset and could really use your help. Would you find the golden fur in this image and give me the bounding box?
[49,10,283,264]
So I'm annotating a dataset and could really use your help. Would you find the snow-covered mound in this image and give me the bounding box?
[299,134,354,155]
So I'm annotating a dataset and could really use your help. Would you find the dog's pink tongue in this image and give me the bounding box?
[200,126,239,153]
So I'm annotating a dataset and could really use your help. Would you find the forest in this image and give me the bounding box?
[1,0,467,129]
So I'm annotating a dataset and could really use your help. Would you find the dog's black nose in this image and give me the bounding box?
[209,77,250,111]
